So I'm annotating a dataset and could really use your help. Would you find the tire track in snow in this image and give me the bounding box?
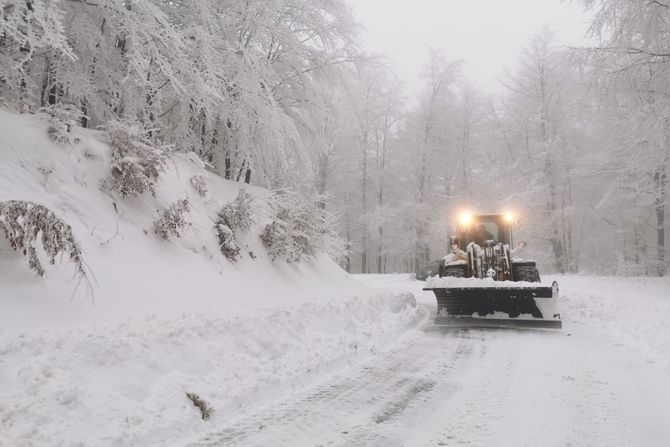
[554,336,634,447]
[420,329,635,447]
[422,332,517,447]
[182,326,476,447]
[174,320,650,447]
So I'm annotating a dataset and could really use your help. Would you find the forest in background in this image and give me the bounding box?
[0,0,667,276]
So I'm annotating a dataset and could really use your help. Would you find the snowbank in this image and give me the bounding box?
[551,275,670,375]
[0,109,421,445]
[0,292,418,445]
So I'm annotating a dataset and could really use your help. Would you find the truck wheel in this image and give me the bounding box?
[443,265,466,277]
[514,265,541,282]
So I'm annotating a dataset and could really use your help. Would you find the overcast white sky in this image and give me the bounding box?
[351,0,594,97]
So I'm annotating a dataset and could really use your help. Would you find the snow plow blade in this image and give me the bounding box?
[423,281,562,329]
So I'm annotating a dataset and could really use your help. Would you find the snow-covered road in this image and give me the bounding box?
[175,275,670,447]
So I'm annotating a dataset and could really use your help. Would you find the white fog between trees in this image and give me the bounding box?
[0,0,667,276]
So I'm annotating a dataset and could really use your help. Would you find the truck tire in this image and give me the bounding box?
[443,265,466,277]
[514,264,541,282]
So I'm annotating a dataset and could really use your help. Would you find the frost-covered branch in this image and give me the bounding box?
[0,200,87,280]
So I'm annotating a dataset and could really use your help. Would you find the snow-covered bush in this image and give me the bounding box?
[215,190,253,261]
[105,121,167,197]
[40,103,86,144]
[261,206,317,263]
[260,215,292,262]
[0,200,86,279]
[153,199,190,240]
[261,190,345,263]
[190,175,208,198]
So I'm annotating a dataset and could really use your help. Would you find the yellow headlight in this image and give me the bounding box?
[459,212,473,226]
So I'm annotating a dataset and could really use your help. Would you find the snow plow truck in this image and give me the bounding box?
[423,212,562,329]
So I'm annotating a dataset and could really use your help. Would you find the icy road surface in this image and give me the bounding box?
[176,275,670,447]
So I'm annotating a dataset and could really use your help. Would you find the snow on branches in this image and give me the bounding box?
[261,190,344,264]
[40,103,86,144]
[0,0,74,69]
[104,120,167,198]
[0,0,358,188]
[0,200,86,279]
[153,199,190,240]
[215,190,253,261]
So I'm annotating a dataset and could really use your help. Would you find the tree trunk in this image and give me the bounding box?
[377,226,383,273]
[376,125,388,274]
[654,164,667,276]
[40,55,51,107]
[360,127,369,274]
[315,148,330,210]
[546,158,565,273]
[224,153,232,180]
[344,193,352,273]
[18,59,30,113]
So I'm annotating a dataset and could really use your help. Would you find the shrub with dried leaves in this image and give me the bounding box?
[185,392,212,421]
[0,200,87,279]
[105,120,167,197]
[215,190,253,261]
[153,199,190,240]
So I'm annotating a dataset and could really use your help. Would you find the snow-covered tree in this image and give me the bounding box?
[579,0,670,275]
[493,29,583,273]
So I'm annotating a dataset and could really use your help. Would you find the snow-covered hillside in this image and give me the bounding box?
[0,110,419,445]
[0,109,366,327]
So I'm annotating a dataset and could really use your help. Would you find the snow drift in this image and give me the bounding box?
[0,109,420,445]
